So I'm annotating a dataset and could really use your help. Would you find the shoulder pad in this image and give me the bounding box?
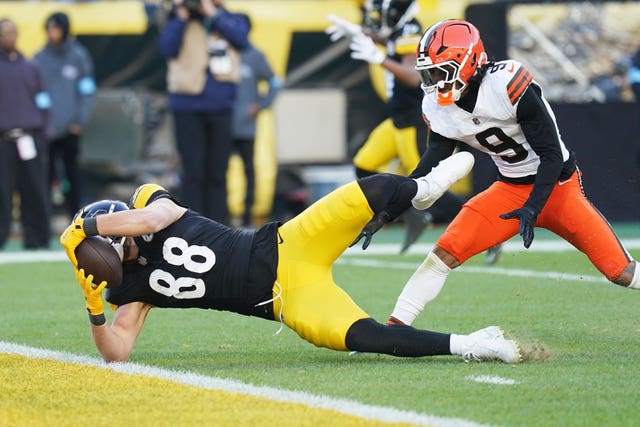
[129,183,172,209]
[484,60,533,105]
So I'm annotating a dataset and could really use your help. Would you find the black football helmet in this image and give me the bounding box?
[362,0,419,38]
[74,200,129,261]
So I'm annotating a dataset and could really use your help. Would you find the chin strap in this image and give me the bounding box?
[628,262,640,289]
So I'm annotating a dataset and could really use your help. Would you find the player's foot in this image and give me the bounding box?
[400,208,433,254]
[387,316,406,326]
[461,336,521,363]
[485,243,503,265]
[467,325,504,341]
[412,152,475,210]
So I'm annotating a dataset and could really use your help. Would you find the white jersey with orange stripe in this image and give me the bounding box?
[421,59,570,179]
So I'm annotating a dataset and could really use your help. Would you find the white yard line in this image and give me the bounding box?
[344,239,640,256]
[337,257,608,284]
[467,375,519,386]
[2,238,638,265]
[0,341,491,427]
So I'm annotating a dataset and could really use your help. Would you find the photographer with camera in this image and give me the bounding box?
[159,0,248,224]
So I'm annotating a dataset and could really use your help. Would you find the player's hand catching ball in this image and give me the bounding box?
[75,268,107,316]
[60,217,89,267]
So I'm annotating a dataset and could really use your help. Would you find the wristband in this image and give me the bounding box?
[89,313,106,326]
[83,217,99,236]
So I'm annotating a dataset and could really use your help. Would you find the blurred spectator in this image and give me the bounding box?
[271,166,309,224]
[231,14,281,228]
[0,18,51,249]
[158,0,248,224]
[631,47,640,102]
[630,47,640,166]
[34,12,96,220]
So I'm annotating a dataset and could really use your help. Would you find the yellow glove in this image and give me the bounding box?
[75,268,107,316]
[60,216,98,267]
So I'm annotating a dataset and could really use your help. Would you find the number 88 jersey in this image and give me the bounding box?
[421,59,570,179]
[106,185,276,316]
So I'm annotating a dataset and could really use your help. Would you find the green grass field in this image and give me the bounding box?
[1,224,639,426]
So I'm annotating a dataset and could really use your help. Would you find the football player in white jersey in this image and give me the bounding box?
[382,19,639,326]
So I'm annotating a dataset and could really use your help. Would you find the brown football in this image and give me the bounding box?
[75,236,123,288]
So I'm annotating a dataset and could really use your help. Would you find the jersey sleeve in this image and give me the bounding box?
[506,62,533,106]
[483,60,533,119]
[128,183,178,209]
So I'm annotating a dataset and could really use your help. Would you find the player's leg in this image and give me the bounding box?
[0,136,18,248]
[173,111,207,214]
[273,174,418,345]
[539,170,638,288]
[203,111,232,223]
[353,118,398,178]
[17,132,51,248]
[61,132,81,218]
[272,262,521,362]
[234,137,256,226]
[389,181,528,325]
[345,318,521,362]
[395,123,433,253]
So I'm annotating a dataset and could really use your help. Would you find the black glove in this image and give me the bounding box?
[350,211,392,250]
[500,205,538,249]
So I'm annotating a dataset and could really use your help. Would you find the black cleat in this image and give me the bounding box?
[400,208,433,254]
[485,243,503,265]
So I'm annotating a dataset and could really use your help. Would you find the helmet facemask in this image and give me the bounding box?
[363,0,418,39]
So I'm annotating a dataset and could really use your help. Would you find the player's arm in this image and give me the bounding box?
[90,301,152,362]
[408,131,458,179]
[94,198,186,237]
[499,84,564,248]
[515,85,564,213]
[382,51,421,87]
[73,268,150,362]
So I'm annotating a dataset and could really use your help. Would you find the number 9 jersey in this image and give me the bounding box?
[421,59,570,180]
[105,184,278,319]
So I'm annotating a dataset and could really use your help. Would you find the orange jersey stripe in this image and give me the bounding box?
[507,66,533,104]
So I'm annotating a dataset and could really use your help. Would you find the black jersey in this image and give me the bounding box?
[106,188,279,320]
[386,18,423,128]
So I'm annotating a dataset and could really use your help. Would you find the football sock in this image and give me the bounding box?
[390,251,451,325]
[628,261,640,289]
[449,334,467,356]
[345,318,451,356]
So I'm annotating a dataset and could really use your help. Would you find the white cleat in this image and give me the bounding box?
[468,325,505,341]
[412,152,475,210]
[462,336,522,364]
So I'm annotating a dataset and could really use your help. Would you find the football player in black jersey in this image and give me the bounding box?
[60,153,521,364]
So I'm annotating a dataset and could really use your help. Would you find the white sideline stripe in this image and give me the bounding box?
[0,342,491,427]
[2,238,638,265]
[345,238,640,256]
[467,375,518,385]
[337,258,608,284]
[0,250,67,264]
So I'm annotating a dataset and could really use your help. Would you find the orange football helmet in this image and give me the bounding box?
[415,19,487,106]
